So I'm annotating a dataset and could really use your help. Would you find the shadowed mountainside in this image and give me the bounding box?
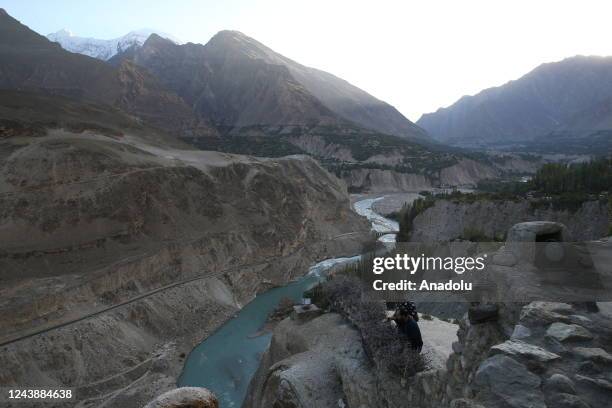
[0,9,215,138]
[111,30,428,141]
[418,56,612,151]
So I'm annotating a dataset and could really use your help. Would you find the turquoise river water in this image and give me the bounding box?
[177,196,397,407]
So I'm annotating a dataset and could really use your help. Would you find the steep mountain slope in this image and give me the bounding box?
[0,9,214,138]
[0,89,187,148]
[418,56,612,148]
[112,30,427,140]
[47,28,179,60]
[0,89,371,407]
[112,33,346,127]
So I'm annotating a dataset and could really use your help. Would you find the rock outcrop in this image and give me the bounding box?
[343,168,433,193]
[438,159,500,187]
[244,313,371,408]
[341,158,521,193]
[443,300,612,408]
[244,311,459,408]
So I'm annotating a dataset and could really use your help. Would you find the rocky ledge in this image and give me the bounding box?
[244,310,459,408]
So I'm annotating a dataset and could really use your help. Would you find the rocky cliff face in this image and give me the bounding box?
[341,159,508,193]
[0,107,370,407]
[342,168,433,193]
[399,298,612,408]
[409,199,609,242]
[438,159,500,187]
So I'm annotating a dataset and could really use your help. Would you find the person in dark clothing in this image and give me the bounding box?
[390,307,423,353]
[386,301,419,321]
[399,301,419,322]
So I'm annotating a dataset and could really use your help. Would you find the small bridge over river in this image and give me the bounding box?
[373,230,399,238]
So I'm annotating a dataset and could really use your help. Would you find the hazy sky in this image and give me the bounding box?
[5,0,612,121]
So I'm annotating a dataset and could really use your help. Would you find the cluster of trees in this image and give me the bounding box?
[397,157,611,241]
[478,157,611,196]
[396,197,435,242]
[530,158,611,195]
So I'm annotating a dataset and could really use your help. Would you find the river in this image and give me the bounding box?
[353,196,399,243]
[177,196,398,407]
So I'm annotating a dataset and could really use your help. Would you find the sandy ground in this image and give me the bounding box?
[350,192,427,216]
[386,311,458,369]
[418,314,459,368]
[372,193,424,215]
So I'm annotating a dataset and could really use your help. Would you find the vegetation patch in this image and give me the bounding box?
[396,197,436,242]
[478,157,611,196]
[481,158,611,212]
[196,124,477,177]
[306,275,428,379]
[395,157,611,241]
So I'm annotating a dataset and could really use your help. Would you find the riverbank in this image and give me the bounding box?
[175,196,392,407]
[177,256,361,407]
[243,300,458,408]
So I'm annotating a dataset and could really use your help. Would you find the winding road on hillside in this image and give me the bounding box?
[0,230,364,348]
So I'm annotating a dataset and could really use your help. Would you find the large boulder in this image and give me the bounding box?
[572,347,612,364]
[506,221,571,265]
[144,387,218,408]
[490,340,560,363]
[546,323,593,342]
[543,373,576,395]
[507,221,571,243]
[474,354,546,408]
[546,393,591,408]
[243,313,379,408]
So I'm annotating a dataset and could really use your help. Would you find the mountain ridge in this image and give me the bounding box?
[56,27,428,141]
[0,10,214,138]
[417,55,612,148]
[47,28,179,60]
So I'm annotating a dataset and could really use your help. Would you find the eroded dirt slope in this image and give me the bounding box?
[0,95,370,407]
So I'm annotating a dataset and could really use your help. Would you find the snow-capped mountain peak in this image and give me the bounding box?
[46,29,179,60]
[52,28,73,37]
